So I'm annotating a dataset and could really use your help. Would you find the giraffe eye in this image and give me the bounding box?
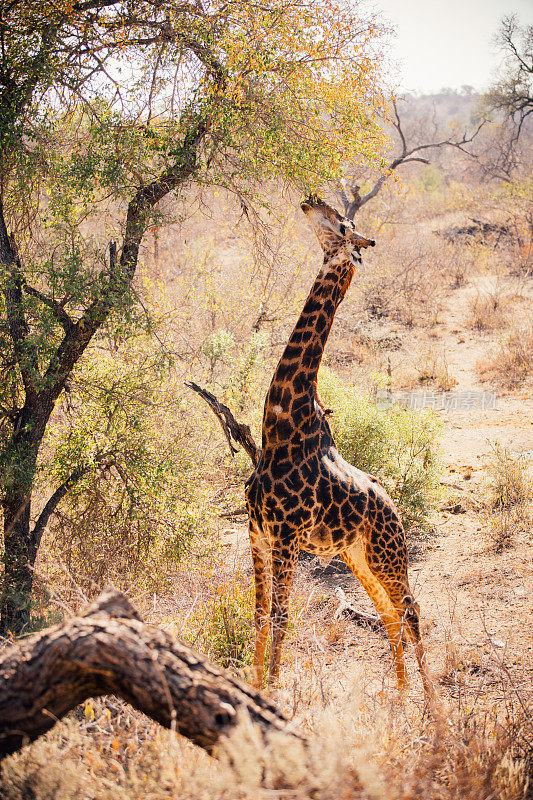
[339,224,346,236]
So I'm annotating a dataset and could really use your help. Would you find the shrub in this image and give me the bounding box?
[181,579,255,671]
[202,582,255,670]
[357,240,446,328]
[413,349,458,391]
[483,442,532,550]
[39,340,208,597]
[318,368,441,531]
[418,163,444,193]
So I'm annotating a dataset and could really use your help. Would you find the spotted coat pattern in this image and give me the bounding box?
[245,197,434,696]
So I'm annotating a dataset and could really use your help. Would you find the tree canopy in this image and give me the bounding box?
[1,0,386,202]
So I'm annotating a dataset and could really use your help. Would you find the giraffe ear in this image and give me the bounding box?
[301,203,341,238]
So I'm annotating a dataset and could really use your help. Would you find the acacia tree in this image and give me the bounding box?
[0,0,385,632]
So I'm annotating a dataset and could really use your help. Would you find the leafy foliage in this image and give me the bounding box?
[199,581,255,670]
[40,337,208,593]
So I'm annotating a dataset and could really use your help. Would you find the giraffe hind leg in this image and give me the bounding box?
[401,595,437,700]
[340,542,408,691]
[364,534,436,699]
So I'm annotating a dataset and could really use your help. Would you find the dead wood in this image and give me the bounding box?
[186,381,261,466]
[334,588,383,633]
[0,590,302,759]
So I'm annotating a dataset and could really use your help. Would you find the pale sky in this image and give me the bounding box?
[374,0,533,94]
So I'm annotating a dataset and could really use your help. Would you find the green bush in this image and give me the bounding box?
[318,368,441,531]
[181,581,255,671]
[40,340,209,595]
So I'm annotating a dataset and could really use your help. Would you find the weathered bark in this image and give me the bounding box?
[0,590,302,759]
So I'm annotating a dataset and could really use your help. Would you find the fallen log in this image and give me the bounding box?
[0,590,303,759]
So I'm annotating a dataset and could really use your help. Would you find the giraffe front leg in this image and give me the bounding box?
[249,522,271,689]
[268,538,298,686]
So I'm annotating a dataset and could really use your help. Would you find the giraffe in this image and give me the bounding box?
[244,195,434,697]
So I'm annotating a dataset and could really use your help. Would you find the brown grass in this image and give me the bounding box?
[482,443,533,551]
[467,289,511,332]
[1,669,530,800]
[477,325,533,389]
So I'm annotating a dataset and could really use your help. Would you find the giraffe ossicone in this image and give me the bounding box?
[244,196,436,699]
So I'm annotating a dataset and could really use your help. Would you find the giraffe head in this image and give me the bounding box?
[300,196,375,262]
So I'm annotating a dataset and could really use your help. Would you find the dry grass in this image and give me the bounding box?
[467,289,511,332]
[1,663,530,800]
[395,347,458,392]
[477,325,533,390]
[482,443,533,551]
[2,547,532,800]
[415,349,458,391]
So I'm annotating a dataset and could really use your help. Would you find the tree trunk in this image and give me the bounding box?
[0,590,304,759]
[1,401,52,635]
[1,495,34,634]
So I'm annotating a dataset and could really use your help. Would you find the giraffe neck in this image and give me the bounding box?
[262,251,358,448]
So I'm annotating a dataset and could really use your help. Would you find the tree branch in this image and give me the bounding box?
[0,590,302,759]
[22,284,74,334]
[341,102,484,218]
[39,121,208,406]
[186,381,260,466]
[30,466,88,549]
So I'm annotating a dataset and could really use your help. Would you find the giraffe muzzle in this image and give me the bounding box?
[353,234,375,249]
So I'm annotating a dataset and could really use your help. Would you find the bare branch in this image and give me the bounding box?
[341,106,484,218]
[393,99,407,155]
[186,381,260,466]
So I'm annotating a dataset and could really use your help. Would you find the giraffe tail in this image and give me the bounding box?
[401,594,440,703]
